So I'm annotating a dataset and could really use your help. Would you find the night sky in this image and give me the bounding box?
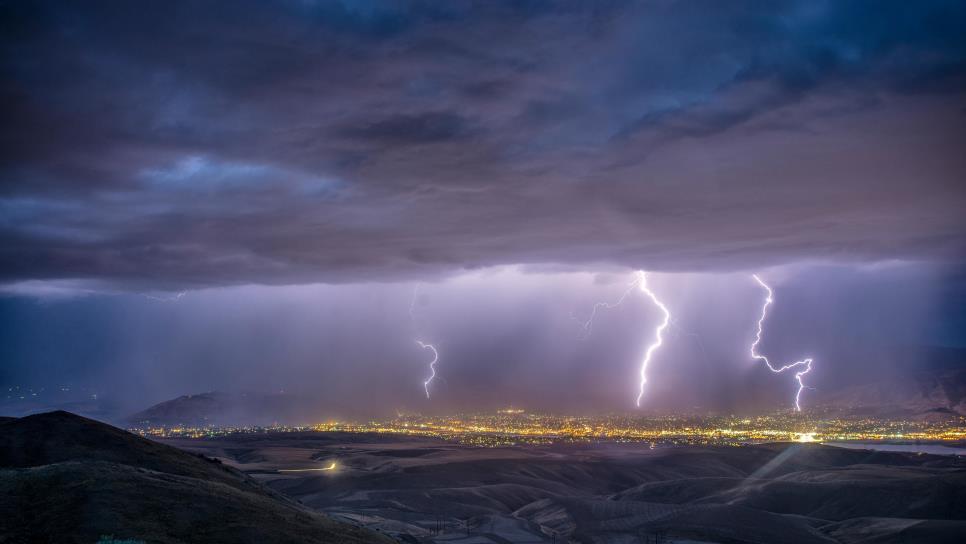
[1,1,965,416]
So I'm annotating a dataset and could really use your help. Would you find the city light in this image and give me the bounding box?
[129,410,965,449]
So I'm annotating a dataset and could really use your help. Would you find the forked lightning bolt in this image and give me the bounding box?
[636,272,670,407]
[416,340,439,399]
[576,271,671,407]
[751,274,813,411]
[575,274,642,337]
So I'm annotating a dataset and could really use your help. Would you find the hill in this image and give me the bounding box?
[814,367,966,418]
[126,391,317,427]
[0,411,393,544]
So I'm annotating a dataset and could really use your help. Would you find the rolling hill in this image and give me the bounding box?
[0,411,393,544]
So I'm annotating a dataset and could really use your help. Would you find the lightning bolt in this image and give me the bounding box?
[574,274,643,337]
[410,286,440,399]
[144,291,186,302]
[636,272,670,407]
[751,274,813,411]
[575,271,671,407]
[416,340,439,399]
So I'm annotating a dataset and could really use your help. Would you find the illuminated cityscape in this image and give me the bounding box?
[130,409,966,448]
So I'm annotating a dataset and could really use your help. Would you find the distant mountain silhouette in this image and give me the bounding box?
[130,365,966,426]
[0,411,392,543]
[126,391,309,427]
[814,367,966,418]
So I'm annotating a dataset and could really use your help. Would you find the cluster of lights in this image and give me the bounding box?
[129,410,965,448]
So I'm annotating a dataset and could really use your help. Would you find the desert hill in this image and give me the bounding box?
[814,367,966,418]
[0,411,393,544]
[126,391,308,427]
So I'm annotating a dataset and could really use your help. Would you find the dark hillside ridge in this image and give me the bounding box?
[0,411,393,544]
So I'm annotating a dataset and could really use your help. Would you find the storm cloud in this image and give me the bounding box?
[1,0,965,289]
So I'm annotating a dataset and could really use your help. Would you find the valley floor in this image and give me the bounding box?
[162,433,966,543]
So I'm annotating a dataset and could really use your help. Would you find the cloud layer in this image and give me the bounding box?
[2,1,965,288]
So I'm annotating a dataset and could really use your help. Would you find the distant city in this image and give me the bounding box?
[129,409,966,448]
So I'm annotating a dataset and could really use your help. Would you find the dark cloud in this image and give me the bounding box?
[337,111,474,144]
[1,0,964,289]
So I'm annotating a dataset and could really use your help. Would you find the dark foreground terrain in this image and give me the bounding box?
[0,412,392,544]
[164,431,966,543]
[2,412,965,543]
